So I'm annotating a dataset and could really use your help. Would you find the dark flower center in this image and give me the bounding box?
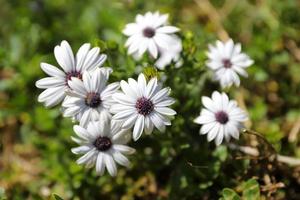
[215,111,229,124]
[85,92,101,108]
[143,27,155,38]
[222,59,232,68]
[65,71,82,86]
[93,136,112,151]
[136,97,154,116]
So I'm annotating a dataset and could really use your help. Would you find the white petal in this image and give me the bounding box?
[215,129,224,146]
[36,77,65,89]
[207,124,220,142]
[76,149,96,165]
[73,125,93,140]
[194,114,215,124]
[40,63,65,77]
[54,41,74,72]
[200,122,217,135]
[145,78,158,98]
[151,87,170,104]
[71,145,91,154]
[112,110,136,120]
[82,71,92,92]
[96,153,105,175]
[68,77,87,95]
[155,107,176,116]
[113,93,136,106]
[149,112,166,132]
[120,80,138,98]
[101,82,120,99]
[104,154,117,177]
[76,43,91,72]
[122,114,138,129]
[156,98,175,107]
[41,88,66,107]
[133,115,144,141]
[79,109,91,127]
[201,96,218,112]
[112,151,130,167]
[38,86,65,103]
[137,74,147,96]
[113,144,135,154]
[144,116,154,135]
[148,40,158,59]
[156,26,180,33]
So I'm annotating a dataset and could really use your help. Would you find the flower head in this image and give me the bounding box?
[206,39,254,88]
[194,91,248,146]
[123,11,180,59]
[71,121,135,176]
[62,68,119,127]
[111,74,176,141]
[155,35,182,70]
[36,40,107,107]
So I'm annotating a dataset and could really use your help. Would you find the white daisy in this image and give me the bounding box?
[62,68,119,127]
[206,39,254,88]
[111,73,176,141]
[123,11,180,59]
[36,40,107,107]
[71,120,135,176]
[155,35,183,70]
[194,91,248,146]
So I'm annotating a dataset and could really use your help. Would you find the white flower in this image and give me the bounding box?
[111,74,176,141]
[206,39,254,88]
[155,35,183,70]
[71,120,135,176]
[123,11,180,59]
[35,40,107,107]
[194,91,248,146]
[62,68,119,127]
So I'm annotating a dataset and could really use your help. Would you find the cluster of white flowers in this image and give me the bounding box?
[36,11,253,176]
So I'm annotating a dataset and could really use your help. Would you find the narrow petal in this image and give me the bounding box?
[133,115,144,141]
[112,151,130,167]
[40,63,65,77]
[104,154,117,177]
[36,77,65,89]
[96,153,105,175]
[71,145,91,154]
[113,144,136,155]
[156,26,180,33]
[155,107,176,116]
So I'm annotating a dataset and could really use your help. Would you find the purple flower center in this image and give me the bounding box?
[66,71,82,86]
[215,111,229,124]
[222,59,232,68]
[85,92,101,108]
[143,27,155,38]
[136,97,154,116]
[93,136,112,151]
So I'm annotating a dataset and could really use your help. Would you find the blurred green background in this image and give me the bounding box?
[1,0,300,199]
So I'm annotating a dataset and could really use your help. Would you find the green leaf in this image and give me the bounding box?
[242,179,260,200]
[221,188,241,200]
[52,194,64,200]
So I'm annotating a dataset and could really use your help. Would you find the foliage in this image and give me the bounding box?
[0,0,300,199]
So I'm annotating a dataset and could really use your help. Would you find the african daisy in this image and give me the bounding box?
[206,39,254,88]
[62,68,119,127]
[111,74,176,141]
[71,120,135,176]
[123,11,180,59]
[36,40,107,107]
[194,91,248,146]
